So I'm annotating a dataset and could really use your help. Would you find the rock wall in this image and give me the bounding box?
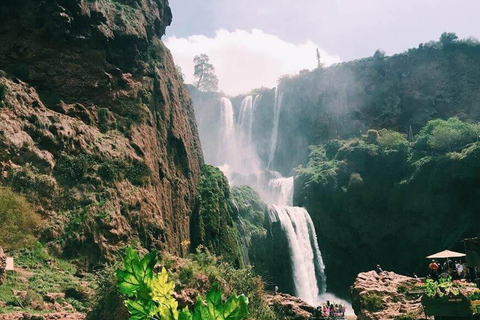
[0,0,203,266]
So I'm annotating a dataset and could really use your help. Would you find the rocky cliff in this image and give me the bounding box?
[0,0,203,266]
[295,120,480,298]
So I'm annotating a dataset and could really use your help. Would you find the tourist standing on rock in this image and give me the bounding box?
[375,264,383,274]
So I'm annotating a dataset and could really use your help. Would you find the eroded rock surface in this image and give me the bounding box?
[266,293,316,320]
[351,271,424,320]
[0,0,203,265]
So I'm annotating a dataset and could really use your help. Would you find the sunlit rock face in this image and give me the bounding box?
[0,0,203,265]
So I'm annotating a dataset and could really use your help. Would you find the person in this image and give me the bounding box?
[457,261,464,279]
[312,306,322,320]
[274,285,278,295]
[452,261,458,280]
[429,260,439,280]
[375,264,383,274]
[463,262,468,279]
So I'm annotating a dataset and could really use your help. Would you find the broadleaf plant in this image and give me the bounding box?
[117,248,249,320]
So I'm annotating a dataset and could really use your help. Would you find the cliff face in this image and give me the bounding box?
[295,123,480,298]
[0,0,203,266]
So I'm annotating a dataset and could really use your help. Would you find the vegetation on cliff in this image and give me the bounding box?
[190,165,243,267]
[295,118,480,297]
[0,188,41,250]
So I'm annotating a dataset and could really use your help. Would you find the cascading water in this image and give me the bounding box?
[268,88,283,169]
[272,205,327,305]
[208,94,327,306]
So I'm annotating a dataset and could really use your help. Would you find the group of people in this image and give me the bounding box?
[312,301,346,319]
[428,259,474,281]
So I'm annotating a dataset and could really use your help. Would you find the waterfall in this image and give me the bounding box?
[202,93,327,307]
[217,97,260,176]
[268,88,283,169]
[217,97,237,168]
[272,205,327,305]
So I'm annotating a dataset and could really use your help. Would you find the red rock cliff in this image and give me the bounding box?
[0,0,203,266]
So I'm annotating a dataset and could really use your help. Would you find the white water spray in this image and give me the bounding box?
[206,95,329,307]
[272,205,327,305]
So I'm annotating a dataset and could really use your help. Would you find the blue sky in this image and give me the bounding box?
[165,1,480,95]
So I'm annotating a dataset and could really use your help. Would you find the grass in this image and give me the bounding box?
[0,242,95,314]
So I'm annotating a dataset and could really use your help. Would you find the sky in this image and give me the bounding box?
[165,0,480,95]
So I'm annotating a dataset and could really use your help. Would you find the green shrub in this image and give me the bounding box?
[377,129,408,150]
[98,108,112,133]
[394,313,417,320]
[396,284,408,294]
[362,293,385,312]
[117,248,250,320]
[98,161,119,182]
[0,188,42,250]
[54,154,94,186]
[416,118,480,152]
[87,263,128,320]
[125,161,151,186]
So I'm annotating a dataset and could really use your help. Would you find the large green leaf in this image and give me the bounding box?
[222,295,249,320]
[117,248,157,298]
[179,308,193,320]
[125,300,158,320]
[192,285,249,320]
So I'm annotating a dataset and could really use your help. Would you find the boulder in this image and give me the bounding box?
[351,270,424,320]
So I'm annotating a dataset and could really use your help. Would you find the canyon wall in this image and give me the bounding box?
[0,0,203,266]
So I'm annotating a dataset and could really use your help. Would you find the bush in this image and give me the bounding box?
[416,118,480,152]
[125,161,151,186]
[394,313,417,320]
[98,161,119,182]
[362,293,385,312]
[0,188,42,250]
[54,154,93,186]
[87,263,128,320]
[376,129,408,150]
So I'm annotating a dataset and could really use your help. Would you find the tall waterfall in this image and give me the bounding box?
[268,88,283,169]
[272,205,327,305]
[208,95,327,306]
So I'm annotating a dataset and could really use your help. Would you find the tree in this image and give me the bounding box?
[316,48,322,68]
[176,65,185,82]
[194,54,219,92]
[440,32,458,45]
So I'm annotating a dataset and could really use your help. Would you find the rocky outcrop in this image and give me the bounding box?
[0,0,203,266]
[351,271,424,320]
[0,313,85,320]
[266,293,316,320]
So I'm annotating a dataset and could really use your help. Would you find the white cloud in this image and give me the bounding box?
[165,29,342,96]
